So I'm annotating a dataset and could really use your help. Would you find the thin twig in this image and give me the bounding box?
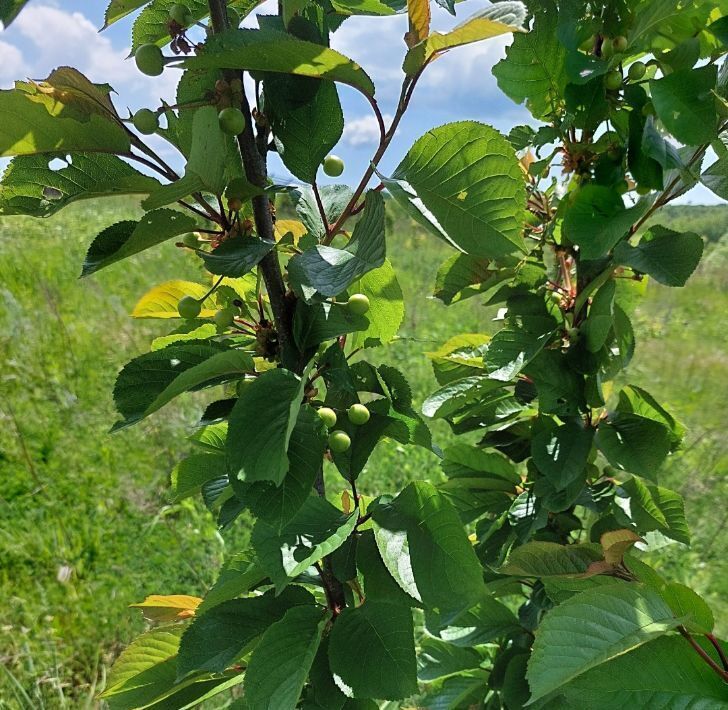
[679,627,728,682]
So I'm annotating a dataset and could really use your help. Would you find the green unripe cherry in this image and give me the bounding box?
[169,3,191,26]
[218,107,246,135]
[323,155,344,177]
[181,232,199,248]
[214,307,236,328]
[578,34,595,52]
[317,407,338,428]
[177,295,201,319]
[347,293,370,315]
[628,61,646,81]
[135,43,164,77]
[601,38,614,59]
[132,108,159,135]
[328,430,351,453]
[605,70,623,91]
[226,177,249,201]
[612,35,628,53]
[347,404,370,426]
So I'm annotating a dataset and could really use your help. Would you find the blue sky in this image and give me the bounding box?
[0,1,718,203]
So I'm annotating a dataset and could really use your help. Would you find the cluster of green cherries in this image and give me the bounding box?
[578,34,647,91]
[131,3,247,138]
[317,403,370,454]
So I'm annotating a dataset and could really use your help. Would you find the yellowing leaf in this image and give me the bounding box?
[406,0,431,48]
[274,219,307,244]
[403,2,526,75]
[130,594,203,622]
[601,529,643,566]
[132,280,218,319]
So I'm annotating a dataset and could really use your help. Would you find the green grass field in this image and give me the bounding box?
[1,198,726,706]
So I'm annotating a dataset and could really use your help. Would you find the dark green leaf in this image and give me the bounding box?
[531,420,594,491]
[200,237,276,277]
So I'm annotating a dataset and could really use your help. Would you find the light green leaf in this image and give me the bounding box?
[527,583,682,703]
[328,601,417,700]
[499,542,603,577]
[132,279,219,319]
[422,376,505,419]
[622,477,690,545]
[181,28,376,97]
[349,259,404,348]
[426,334,489,385]
[372,481,486,618]
[82,209,198,276]
[403,2,526,75]
[177,586,314,678]
[531,421,594,491]
[288,190,385,299]
[0,80,130,157]
[252,497,358,591]
[112,341,234,429]
[562,185,650,260]
[200,236,276,277]
[383,121,526,260]
[560,636,728,708]
[614,225,704,287]
[227,367,307,485]
[660,582,714,634]
[650,65,718,146]
[0,153,159,217]
[485,320,554,381]
[244,605,328,710]
[492,3,567,121]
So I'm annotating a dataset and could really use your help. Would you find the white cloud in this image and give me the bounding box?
[0,40,26,84]
[342,113,394,146]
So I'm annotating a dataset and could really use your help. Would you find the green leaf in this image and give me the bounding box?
[103,0,148,27]
[198,553,266,614]
[531,420,594,491]
[583,279,615,352]
[244,605,328,710]
[383,121,526,260]
[112,342,236,429]
[177,586,314,678]
[294,184,353,242]
[622,477,690,545]
[328,601,417,700]
[426,595,521,647]
[0,80,130,158]
[422,376,505,419]
[421,671,488,710]
[492,3,567,121]
[252,497,358,591]
[293,300,369,350]
[595,413,671,479]
[441,443,521,487]
[288,190,385,300]
[615,384,684,447]
[0,153,159,217]
[232,405,326,528]
[269,79,344,184]
[372,481,486,618]
[82,209,198,276]
[100,626,184,706]
[200,237,276,277]
[426,334,489,385]
[485,320,555,381]
[614,225,704,287]
[348,259,404,348]
[562,185,650,260]
[0,0,30,26]
[499,542,603,577]
[181,28,376,97]
[227,368,307,486]
[527,583,682,703]
[433,253,514,305]
[171,453,227,501]
[660,582,714,634]
[403,2,526,76]
[650,65,718,146]
[417,638,483,682]
[559,636,728,708]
